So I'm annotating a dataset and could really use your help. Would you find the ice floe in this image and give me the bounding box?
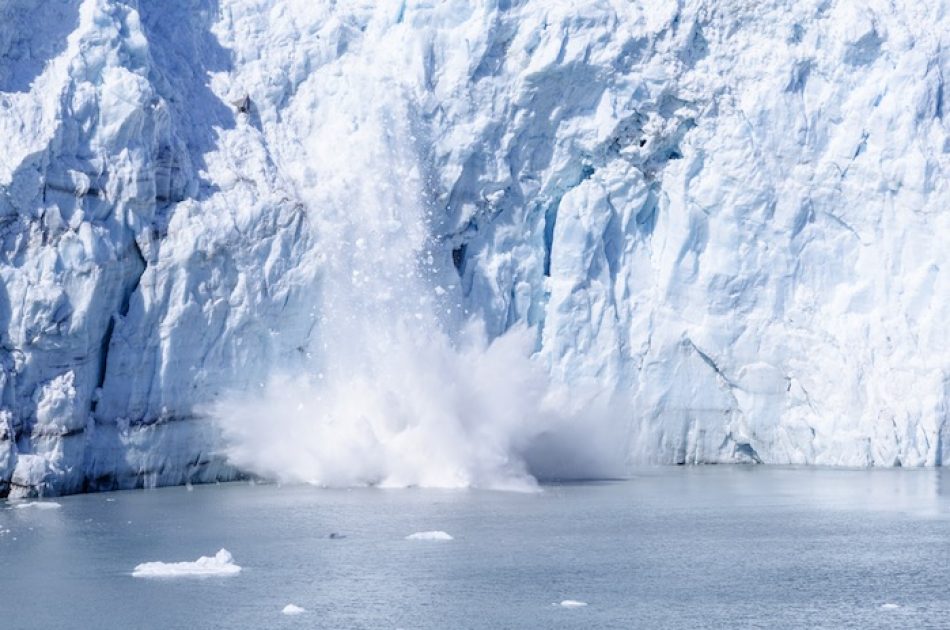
[131,549,241,578]
[12,501,61,510]
[405,531,453,541]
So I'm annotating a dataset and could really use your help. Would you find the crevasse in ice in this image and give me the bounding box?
[0,0,946,496]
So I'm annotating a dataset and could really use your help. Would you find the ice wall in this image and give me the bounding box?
[0,0,947,496]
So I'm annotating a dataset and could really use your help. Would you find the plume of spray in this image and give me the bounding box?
[212,66,628,490]
[215,321,629,490]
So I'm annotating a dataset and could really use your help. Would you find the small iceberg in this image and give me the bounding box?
[12,501,61,510]
[405,531,453,541]
[132,549,241,578]
[282,604,306,615]
[879,603,900,610]
[557,600,588,608]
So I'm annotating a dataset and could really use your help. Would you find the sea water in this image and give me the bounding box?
[2,467,950,629]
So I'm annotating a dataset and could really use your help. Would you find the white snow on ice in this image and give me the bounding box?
[0,0,947,495]
[406,531,454,541]
[557,600,588,608]
[131,549,242,578]
[281,604,306,615]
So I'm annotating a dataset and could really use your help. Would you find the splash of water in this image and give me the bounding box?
[216,320,627,490]
[212,58,626,490]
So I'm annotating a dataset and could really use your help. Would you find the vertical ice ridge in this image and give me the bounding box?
[0,0,946,495]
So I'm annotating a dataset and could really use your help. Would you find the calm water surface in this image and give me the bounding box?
[2,467,950,629]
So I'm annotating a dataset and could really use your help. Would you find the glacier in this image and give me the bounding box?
[0,0,947,496]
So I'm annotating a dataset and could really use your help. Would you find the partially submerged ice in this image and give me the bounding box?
[406,531,454,541]
[0,0,947,496]
[10,500,61,510]
[131,548,241,578]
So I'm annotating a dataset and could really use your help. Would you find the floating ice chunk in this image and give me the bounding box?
[132,549,241,578]
[12,501,61,510]
[405,531,453,540]
[879,603,900,610]
[557,600,588,608]
[282,604,306,615]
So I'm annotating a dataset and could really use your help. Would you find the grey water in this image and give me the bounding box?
[2,467,950,630]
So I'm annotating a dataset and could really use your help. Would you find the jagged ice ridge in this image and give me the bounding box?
[0,0,947,496]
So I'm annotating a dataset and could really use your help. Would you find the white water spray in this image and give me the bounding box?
[212,19,627,490]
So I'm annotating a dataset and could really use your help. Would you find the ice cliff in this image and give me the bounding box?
[0,0,947,496]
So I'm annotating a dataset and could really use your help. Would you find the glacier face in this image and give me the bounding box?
[0,0,947,496]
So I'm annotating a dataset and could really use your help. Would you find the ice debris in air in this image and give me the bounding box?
[12,502,61,510]
[282,604,306,615]
[557,600,588,608]
[131,549,241,578]
[406,531,453,540]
